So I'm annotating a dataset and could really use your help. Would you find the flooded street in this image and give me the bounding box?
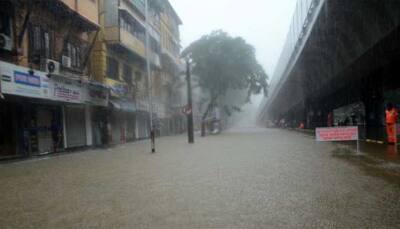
[1,128,400,228]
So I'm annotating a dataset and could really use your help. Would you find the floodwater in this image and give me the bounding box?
[1,128,400,228]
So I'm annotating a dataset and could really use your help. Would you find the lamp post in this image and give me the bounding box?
[145,0,155,153]
[186,58,195,144]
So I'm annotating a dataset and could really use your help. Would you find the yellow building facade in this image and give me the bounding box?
[91,0,183,138]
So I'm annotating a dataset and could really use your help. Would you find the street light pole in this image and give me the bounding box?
[186,59,195,144]
[145,0,155,153]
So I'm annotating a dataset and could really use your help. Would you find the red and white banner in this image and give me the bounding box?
[316,126,359,142]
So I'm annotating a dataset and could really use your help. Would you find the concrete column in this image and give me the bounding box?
[85,105,93,146]
[62,106,67,148]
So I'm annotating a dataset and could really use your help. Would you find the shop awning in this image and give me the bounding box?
[110,100,136,113]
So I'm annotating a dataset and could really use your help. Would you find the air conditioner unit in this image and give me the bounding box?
[61,55,72,68]
[41,59,60,75]
[0,33,13,51]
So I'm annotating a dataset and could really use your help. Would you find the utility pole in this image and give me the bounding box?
[145,0,155,153]
[186,59,195,144]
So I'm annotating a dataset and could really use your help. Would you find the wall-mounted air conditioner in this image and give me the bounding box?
[41,59,60,75]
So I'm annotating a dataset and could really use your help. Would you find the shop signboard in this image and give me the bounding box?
[85,84,109,107]
[0,61,84,104]
[0,61,50,99]
[105,78,128,98]
[51,82,83,104]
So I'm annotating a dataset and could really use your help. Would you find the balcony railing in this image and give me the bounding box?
[127,0,145,16]
[161,47,179,65]
[104,26,146,59]
[120,29,146,58]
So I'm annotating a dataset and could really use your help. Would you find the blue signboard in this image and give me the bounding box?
[14,71,41,87]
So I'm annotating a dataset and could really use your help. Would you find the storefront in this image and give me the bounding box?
[84,83,109,147]
[126,113,136,142]
[135,110,150,140]
[0,61,99,156]
[91,107,109,146]
[0,61,62,157]
[64,105,87,148]
[134,99,150,140]
[109,99,136,144]
[0,97,64,157]
[34,103,63,155]
[50,76,88,149]
[0,101,18,159]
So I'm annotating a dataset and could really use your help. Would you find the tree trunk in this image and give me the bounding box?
[201,95,218,137]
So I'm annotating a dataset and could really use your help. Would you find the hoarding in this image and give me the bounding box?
[0,61,50,99]
[316,126,359,142]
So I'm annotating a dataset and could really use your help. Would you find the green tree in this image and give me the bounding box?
[182,31,268,134]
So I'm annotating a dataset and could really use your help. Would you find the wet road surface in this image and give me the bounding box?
[1,128,400,228]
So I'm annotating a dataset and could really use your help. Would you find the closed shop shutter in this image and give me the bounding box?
[65,106,86,148]
[136,113,149,139]
[36,107,53,154]
[0,102,17,158]
[110,112,121,144]
[126,114,135,142]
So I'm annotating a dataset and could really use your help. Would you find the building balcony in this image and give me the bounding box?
[119,1,146,26]
[119,3,161,45]
[125,0,146,17]
[150,51,161,68]
[104,26,146,59]
[161,47,180,67]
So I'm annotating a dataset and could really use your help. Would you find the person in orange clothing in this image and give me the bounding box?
[385,103,398,144]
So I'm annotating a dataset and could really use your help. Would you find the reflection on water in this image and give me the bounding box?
[331,142,400,184]
[385,145,398,161]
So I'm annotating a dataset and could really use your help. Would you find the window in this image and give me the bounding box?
[106,57,119,80]
[28,25,54,63]
[123,64,133,84]
[0,12,11,36]
[64,41,83,69]
[135,71,142,82]
[120,17,133,34]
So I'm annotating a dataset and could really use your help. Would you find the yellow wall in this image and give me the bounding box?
[77,0,99,26]
[61,0,99,26]
[120,30,146,59]
[61,0,75,9]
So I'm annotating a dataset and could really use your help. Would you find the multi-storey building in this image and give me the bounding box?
[0,0,183,159]
[0,0,107,159]
[157,0,184,136]
[91,0,183,142]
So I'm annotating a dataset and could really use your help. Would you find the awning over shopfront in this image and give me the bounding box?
[110,100,136,113]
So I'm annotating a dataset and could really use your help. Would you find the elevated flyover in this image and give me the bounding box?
[258,0,400,141]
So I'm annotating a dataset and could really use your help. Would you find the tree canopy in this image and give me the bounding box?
[182,31,268,117]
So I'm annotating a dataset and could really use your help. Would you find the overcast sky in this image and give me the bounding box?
[169,0,297,77]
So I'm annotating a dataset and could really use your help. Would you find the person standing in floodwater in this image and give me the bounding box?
[385,103,398,144]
